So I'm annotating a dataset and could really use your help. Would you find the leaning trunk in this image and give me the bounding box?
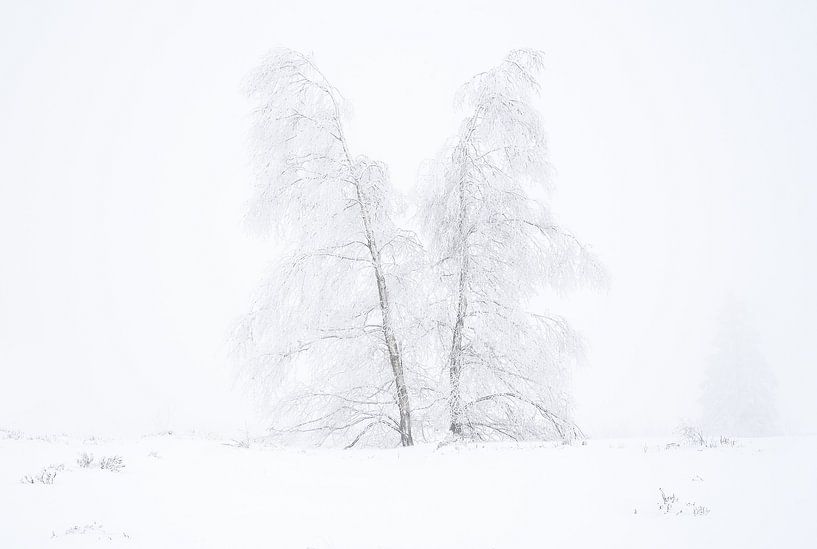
[448,155,470,436]
[375,267,414,446]
[448,265,467,435]
[355,184,414,447]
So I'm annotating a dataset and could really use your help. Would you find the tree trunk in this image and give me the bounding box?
[448,156,470,436]
[376,269,414,446]
[313,81,414,447]
[448,267,467,435]
[355,185,414,447]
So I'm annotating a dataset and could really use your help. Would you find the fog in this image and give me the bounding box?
[2,0,815,438]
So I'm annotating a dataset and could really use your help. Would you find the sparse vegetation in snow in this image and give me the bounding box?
[657,488,710,517]
[20,463,64,485]
[658,488,679,514]
[52,521,130,542]
[77,452,94,468]
[98,455,125,472]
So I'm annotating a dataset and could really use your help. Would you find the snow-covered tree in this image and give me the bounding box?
[700,300,779,437]
[420,50,604,441]
[235,49,423,447]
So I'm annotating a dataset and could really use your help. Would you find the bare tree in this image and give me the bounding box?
[420,50,604,441]
[235,49,421,447]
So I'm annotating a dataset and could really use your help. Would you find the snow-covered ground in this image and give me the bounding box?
[1,431,814,548]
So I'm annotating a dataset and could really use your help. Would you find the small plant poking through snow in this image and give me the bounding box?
[74,453,125,471]
[1,429,24,440]
[676,423,739,449]
[657,488,710,517]
[77,452,94,468]
[687,502,711,516]
[98,455,125,472]
[52,522,130,542]
[225,430,252,449]
[21,464,64,485]
[658,488,678,513]
[677,424,707,447]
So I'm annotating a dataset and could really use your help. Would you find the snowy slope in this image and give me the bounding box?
[1,431,814,548]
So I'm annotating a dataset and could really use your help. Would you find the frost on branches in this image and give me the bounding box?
[235,49,424,447]
[235,48,603,447]
[420,50,604,442]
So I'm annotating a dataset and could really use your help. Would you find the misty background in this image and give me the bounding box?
[1,0,815,438]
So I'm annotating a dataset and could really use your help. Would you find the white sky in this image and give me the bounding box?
[1,0,816,437]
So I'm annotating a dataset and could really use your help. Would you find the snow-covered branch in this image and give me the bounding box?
[235,49,424,447]
[420,49,605,441]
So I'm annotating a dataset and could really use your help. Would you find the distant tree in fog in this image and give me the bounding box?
[234,49,423,447]
[419,50,604,441]
[700,300,779,437]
